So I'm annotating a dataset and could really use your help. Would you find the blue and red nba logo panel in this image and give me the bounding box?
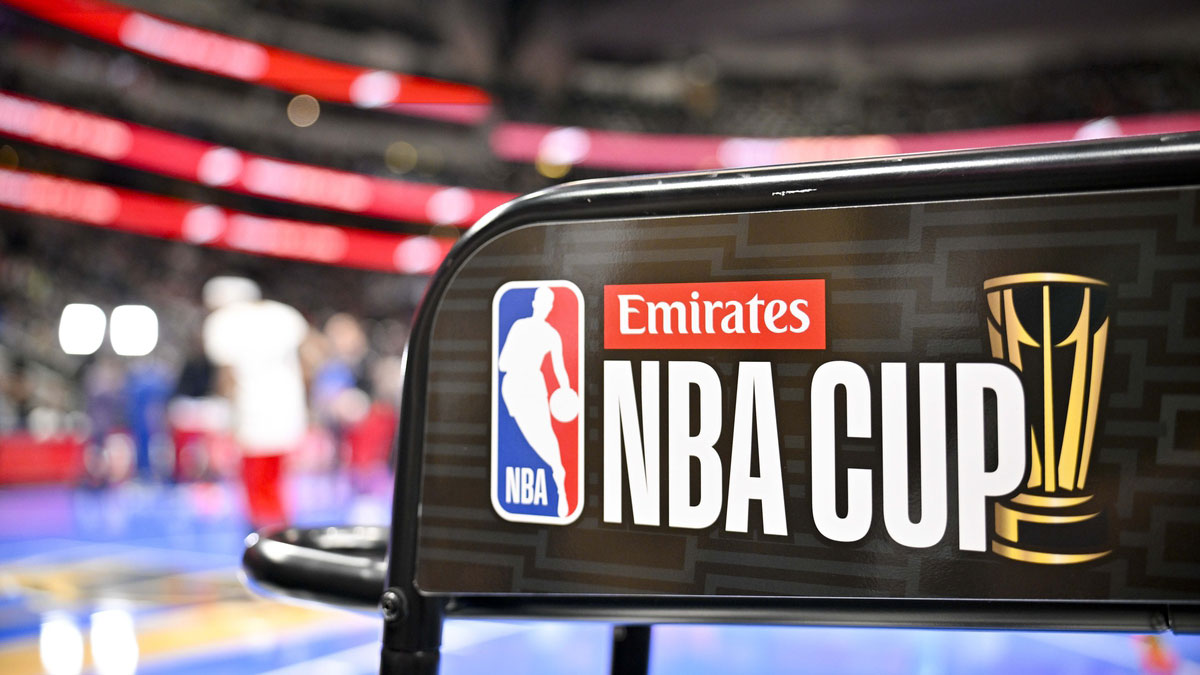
[491,280,584,524]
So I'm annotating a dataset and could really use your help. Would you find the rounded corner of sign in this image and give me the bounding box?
[489,483,559,525]
[562,279,585,302]
[492,279,524,304]
[488,499,581,526]
[561,505,584,526]
[409,576,429,595]
[460,195,538,244]
[489,490,520,524]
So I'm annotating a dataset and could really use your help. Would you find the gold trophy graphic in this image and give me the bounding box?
[983,273,1111,564]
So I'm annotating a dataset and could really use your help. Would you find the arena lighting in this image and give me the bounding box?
[2,0,493,123]
[58,303,106,355]
[286,94,321,128]
[0,168,454,273]
[38,613,84,675]
[491,112,1200,172]
[109,304,158,357]
[89,608,139,675]
[0,92,516,226]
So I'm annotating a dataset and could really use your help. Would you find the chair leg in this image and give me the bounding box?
[610,624,652,675]
[379,647,439,675]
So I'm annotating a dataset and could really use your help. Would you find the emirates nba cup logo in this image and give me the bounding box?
[984,273,1111,564]
[487,274,1113,565]
[491,280,584,524]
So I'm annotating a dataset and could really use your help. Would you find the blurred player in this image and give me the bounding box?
[202,276,308,528]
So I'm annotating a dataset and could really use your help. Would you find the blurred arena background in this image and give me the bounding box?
[2,0,1200,673]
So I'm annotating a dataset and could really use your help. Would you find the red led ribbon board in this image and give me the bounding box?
[491,113,1200,172]
[0,167,453,272]
[0,92,515,226]
[3,0,492,123]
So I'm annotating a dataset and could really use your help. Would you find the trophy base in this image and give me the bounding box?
[991,493,1110,565]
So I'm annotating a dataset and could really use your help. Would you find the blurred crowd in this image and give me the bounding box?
[0,214,422,521]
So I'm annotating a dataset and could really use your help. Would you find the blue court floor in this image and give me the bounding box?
[1,474,1199,674]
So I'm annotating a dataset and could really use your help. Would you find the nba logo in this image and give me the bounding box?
[491,280,584,524]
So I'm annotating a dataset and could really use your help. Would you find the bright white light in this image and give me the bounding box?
[90,608,140,675]
[393,236,443,274]
[350,70,401,108]
[716,137,779,169]
[197,147,243,186]
[39,613,84,675]
[426,187,473,225]
[109,305,158,356]
[537,127,590,166]
[59,303,106,355]
[1074,117,1123,140]
[182,205,226,244]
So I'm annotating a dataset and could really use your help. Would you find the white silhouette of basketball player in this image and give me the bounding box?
[499,286,577,517]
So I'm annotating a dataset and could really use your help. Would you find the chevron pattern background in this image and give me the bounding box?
[415,187,1200,601]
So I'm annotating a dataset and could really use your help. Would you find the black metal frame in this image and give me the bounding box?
[245,133,1200,675]
[242,525,388,609]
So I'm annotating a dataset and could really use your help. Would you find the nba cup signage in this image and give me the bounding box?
[491,280,584,524]
[490,274,1115,563]
[422,182,1200,603]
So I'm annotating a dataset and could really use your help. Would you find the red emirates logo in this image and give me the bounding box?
[604,279,826,350]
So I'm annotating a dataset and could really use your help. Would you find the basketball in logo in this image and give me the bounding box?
[491,280,584,524]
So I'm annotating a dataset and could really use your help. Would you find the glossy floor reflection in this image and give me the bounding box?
[0,475,385,674]
[1,476,1199,674]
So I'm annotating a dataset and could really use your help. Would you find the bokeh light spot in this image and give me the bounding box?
[286,95,320,127]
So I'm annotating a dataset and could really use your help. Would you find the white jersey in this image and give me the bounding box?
[204,299,308,454]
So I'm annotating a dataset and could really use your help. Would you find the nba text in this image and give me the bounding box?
[506,466,548,506]
[602,360,1027,551]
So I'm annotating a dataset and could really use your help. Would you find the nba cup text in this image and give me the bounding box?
[601,359,1027,551]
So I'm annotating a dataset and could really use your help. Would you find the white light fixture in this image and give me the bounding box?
[39,613,84,675]
[59,303,106,355]
[109,305,158,357]
[90,608,140,675]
